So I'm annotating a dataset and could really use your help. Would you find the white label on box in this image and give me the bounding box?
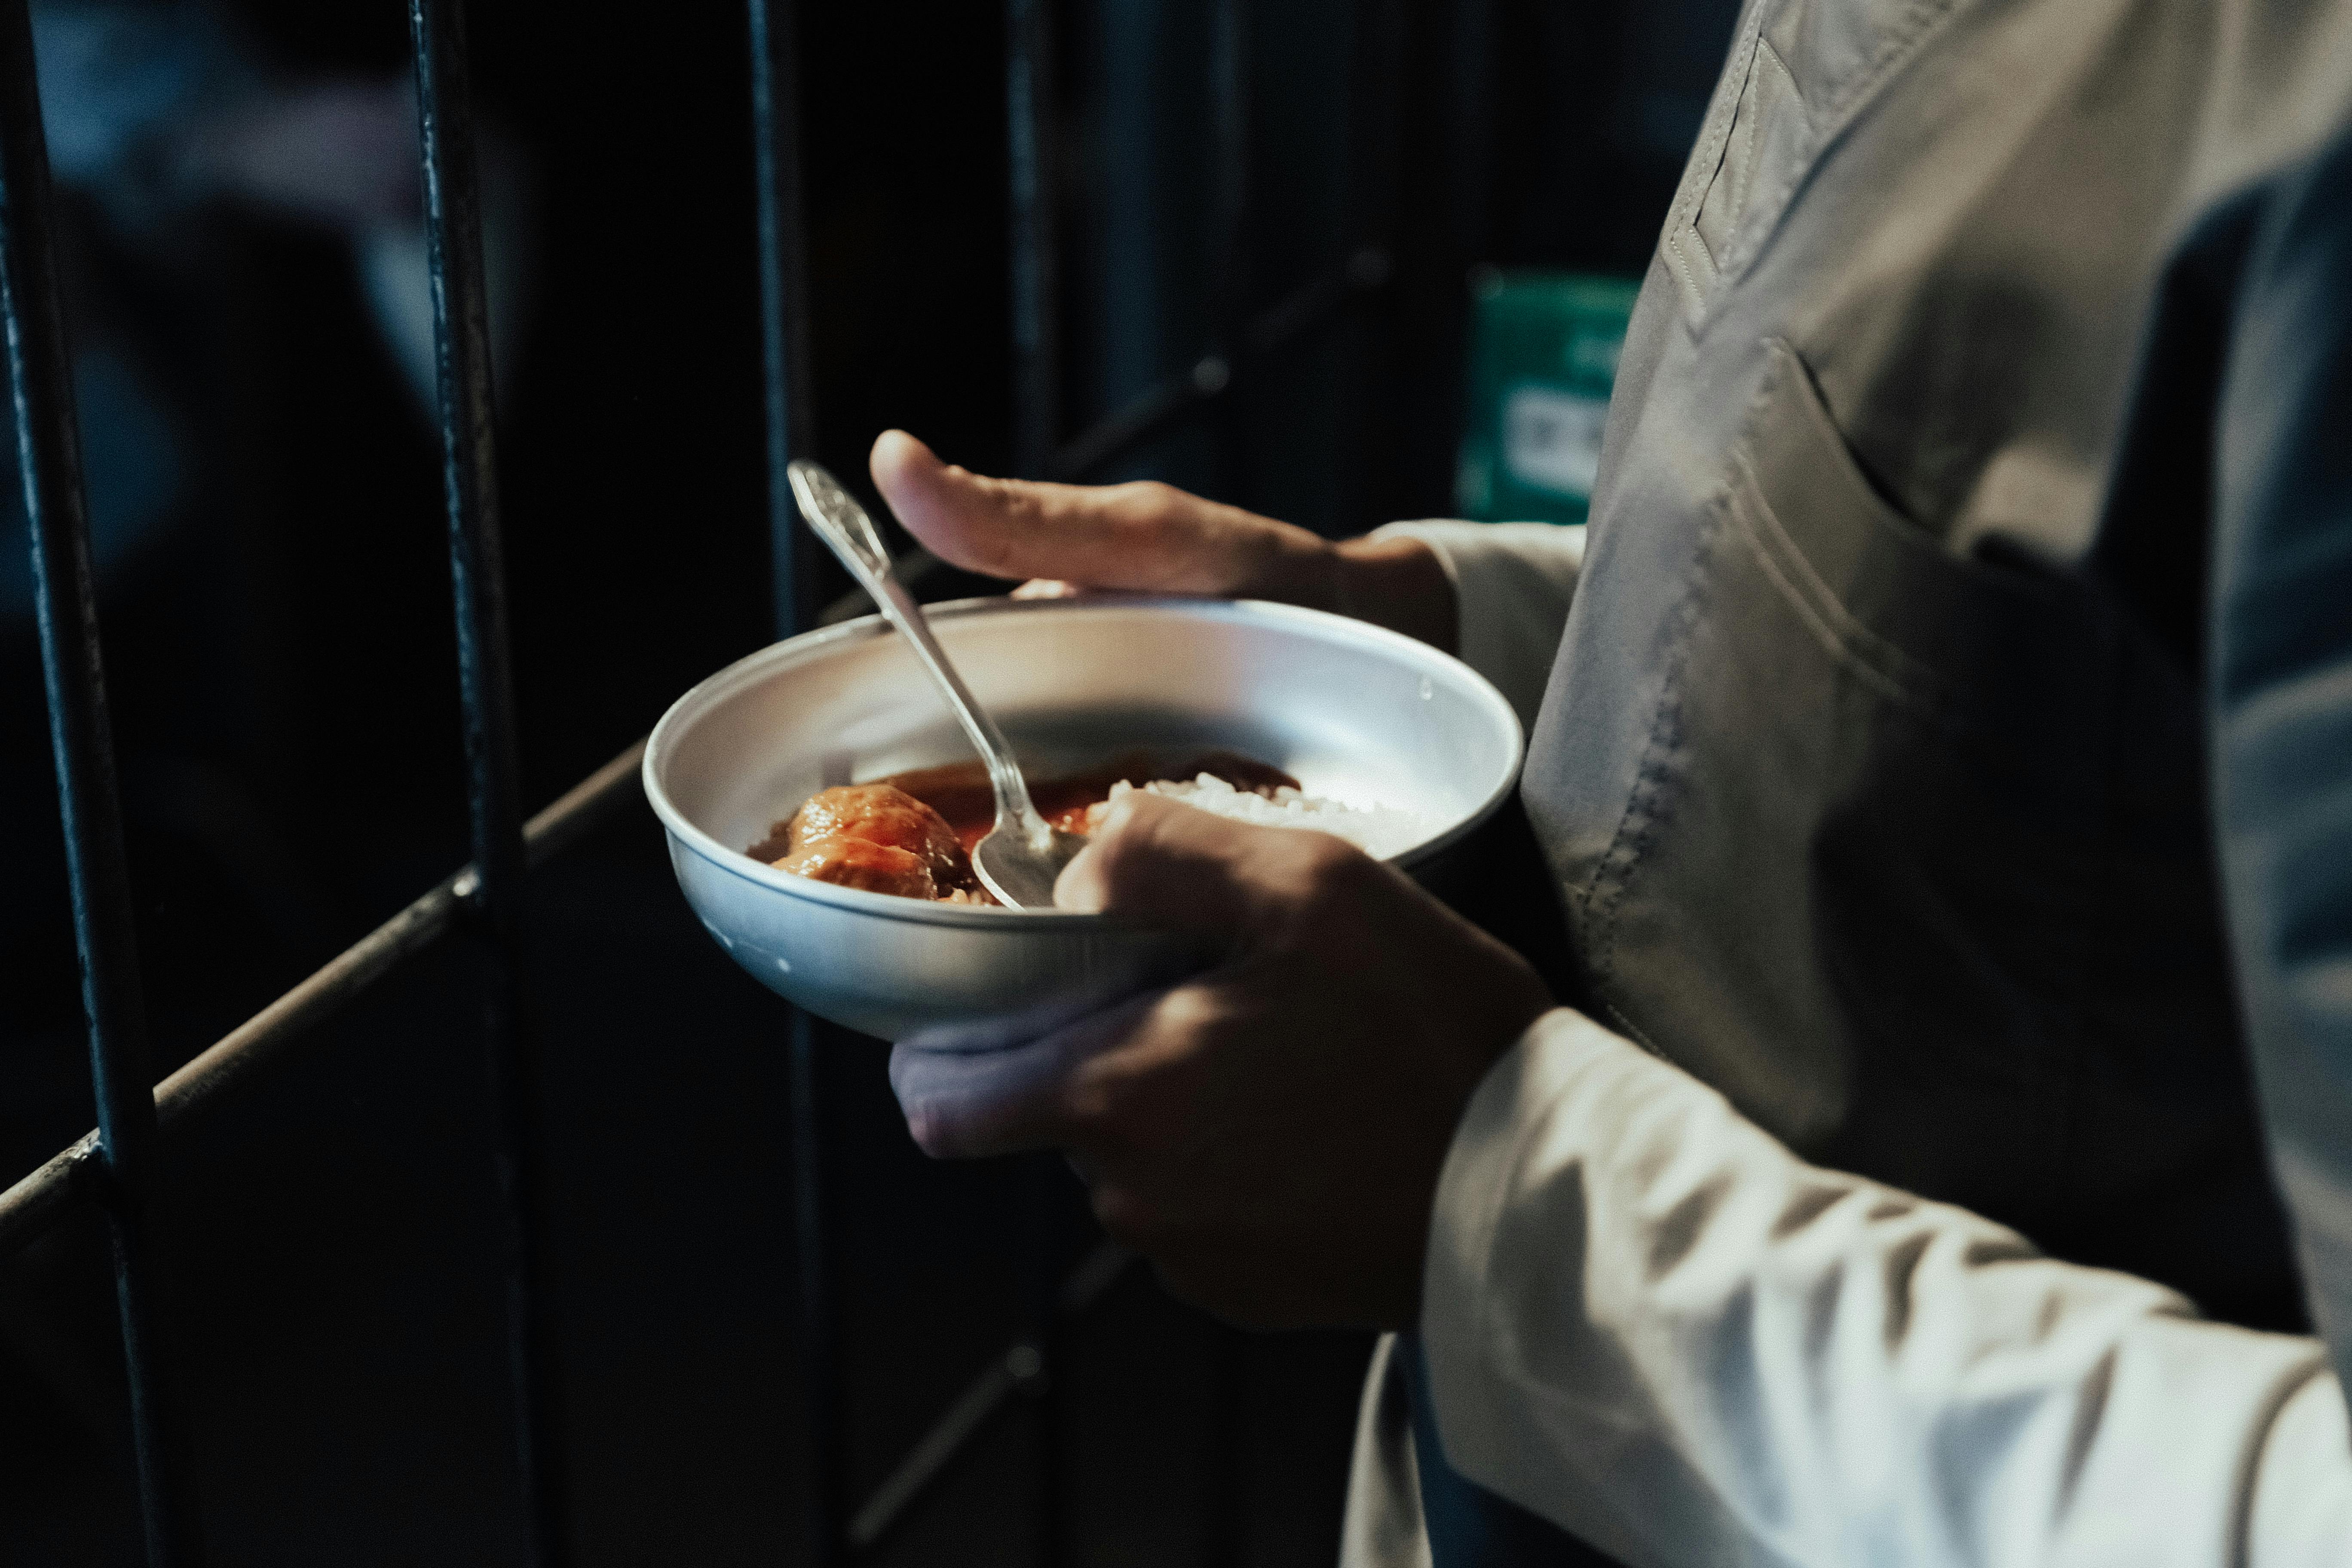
[1502,383,1609,499]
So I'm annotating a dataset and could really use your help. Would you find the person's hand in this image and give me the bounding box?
[888,793,1553,1330]
[870,430,1458,651]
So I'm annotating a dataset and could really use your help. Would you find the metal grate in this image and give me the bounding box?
[0,0,1406,1561]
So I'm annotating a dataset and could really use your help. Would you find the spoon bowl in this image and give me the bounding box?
[973,821,1091,909]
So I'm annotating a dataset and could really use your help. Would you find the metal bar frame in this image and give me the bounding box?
[0,0,1409,1559]
[407,1,572,1562]
[1008,0,1061,483]
[0,0,202,1557]
[747,5,847,1568]
[0,742,647,1257]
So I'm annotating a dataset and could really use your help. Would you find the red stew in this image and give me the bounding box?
[749,750,1298,904]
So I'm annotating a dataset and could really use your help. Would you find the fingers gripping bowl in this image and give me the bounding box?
[643,596,1524,1040]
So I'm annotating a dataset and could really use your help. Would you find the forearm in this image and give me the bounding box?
[1421,1011,2350,1568]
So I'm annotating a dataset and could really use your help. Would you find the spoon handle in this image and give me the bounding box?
[787,461,1053,845]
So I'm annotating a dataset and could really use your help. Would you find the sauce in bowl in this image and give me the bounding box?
[748,750,1299,904]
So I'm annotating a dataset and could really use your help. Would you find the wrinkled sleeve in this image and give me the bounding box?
[1419,1010,2352,1568]
[1372,521,1584,733]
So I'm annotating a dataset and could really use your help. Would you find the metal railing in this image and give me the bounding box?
[0,0,1404,1561]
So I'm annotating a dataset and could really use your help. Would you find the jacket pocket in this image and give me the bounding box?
[1577,338,2120,1215]
[1723,340,2111,775]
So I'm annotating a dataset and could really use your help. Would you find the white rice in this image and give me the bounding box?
[1087,773,1427,859]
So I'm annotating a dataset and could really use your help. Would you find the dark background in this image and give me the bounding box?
[0,0,1737,1560]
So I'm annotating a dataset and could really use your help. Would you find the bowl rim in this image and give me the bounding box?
[641,593,1526,930]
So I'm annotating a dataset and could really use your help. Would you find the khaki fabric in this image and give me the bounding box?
[1344,1,2352,1561]
[1533,0,2352,1315]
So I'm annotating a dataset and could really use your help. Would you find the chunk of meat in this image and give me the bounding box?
[772,835,940,900]
[753,782,986,901]
[788,783,966,877]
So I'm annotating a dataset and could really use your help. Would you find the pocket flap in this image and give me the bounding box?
[1727,340,2108,732]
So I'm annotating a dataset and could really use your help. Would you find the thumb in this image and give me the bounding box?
[869,429,1325,597]
[1054,791,1359,938]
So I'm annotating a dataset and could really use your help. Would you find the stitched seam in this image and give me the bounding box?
[1714,63,1813,280]
[1717,0,1966,283]
[1712,84,1816,279]
[1674,24,1755,231]
[1730,485,1948,726]
[1738,451,1959,710]
[1696,35,1784,269]
[1725,37,1805,233]
[1664,178,1722,303]
[1582,499,1727,998]
[1575,339,1789,962]
[1751,31,1801,110]
[1663,10,1767,322]
[1688,215,1720,276]
[1599,998,1664,1057]
[1663,218,1713,306]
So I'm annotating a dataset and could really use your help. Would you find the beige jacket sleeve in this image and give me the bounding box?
[1371,521,1584,735]
[1407,1009,2352,1568]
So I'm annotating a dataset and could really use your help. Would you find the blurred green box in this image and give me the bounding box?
[1455,270,1642,524]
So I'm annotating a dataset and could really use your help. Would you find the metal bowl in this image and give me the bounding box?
[643,595,1523,1040]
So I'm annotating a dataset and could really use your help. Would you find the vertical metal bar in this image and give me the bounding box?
[1017,1158,1066,1568]
[407,5,570,1564]
[1338,0,1406,273]
[1008,0,1059,479]
[1334,0,1409,534]
[783,1008,842,1567]
[0,6,204,1562]
[1207,0,1249,346]
[1007,8,1071,1564]
[1449,0,1498,264]
[750,0,820,638]
[1205,0,1250,512]
[748,5,845,1567]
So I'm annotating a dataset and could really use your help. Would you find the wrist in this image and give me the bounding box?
[1329,534,1459,653]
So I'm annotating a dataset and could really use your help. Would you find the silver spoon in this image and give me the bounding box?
[787,460,1088,909]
